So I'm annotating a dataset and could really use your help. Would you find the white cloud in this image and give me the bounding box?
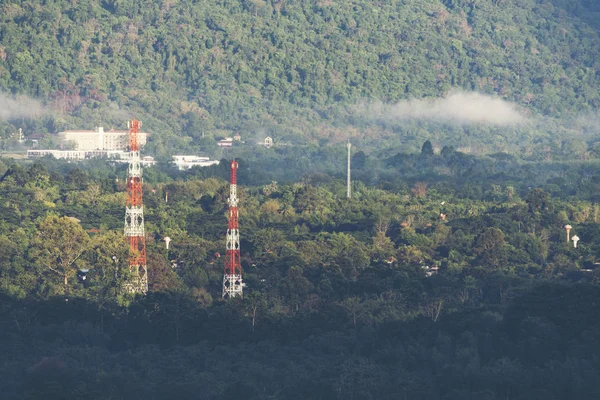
[0,92,46,120]
[363,90,526,126]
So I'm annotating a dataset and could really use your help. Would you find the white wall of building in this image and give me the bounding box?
[59,127,148,151]
[172,155,219,170]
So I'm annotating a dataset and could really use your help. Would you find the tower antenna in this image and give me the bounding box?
[124,118,147,294]
[222,160,243,298]
[347,141,351,199]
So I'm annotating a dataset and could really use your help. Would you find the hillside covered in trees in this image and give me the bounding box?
[1,0,600,156]
[3,0,600,398]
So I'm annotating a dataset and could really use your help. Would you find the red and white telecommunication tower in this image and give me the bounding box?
[223,160,243,298]
[123,118,147,294]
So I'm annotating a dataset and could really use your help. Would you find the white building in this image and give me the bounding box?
[172,155,220,170]
[27,149,156,166]
[28,149,126,160]
[27,150,88,160]
[59,127,148,151]
[217,137,233,148]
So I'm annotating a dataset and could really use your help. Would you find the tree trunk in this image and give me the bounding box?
[430,299,444,322]
[499,282,506,305]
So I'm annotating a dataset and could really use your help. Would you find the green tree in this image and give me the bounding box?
[31,215,91,296]
[285,266,312,312]
[475,227,507,269]
[421,140,434,157]
[244,291,267,331]
[526,188,551,213]
[340,296,367,328]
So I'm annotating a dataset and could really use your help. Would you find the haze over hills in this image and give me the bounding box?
[1,0,600,154]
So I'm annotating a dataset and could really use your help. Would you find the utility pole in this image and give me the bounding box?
[222,160,243,298]
[123,118,147,294]
[347,141,352,199]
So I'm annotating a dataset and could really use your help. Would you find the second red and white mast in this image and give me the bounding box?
[222,160,243,298]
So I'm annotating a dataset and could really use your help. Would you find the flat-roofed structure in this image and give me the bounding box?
[27,150,88,160]
[172,155,220,170]
[59,127,148,151]
[27,149,156,166]
[217,137,233,148]
[28,149,126,160]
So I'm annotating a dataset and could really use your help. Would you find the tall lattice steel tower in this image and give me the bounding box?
[123,118,148,294]
[222,160,243,298]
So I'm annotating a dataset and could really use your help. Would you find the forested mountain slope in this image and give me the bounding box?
[1,0,600,153]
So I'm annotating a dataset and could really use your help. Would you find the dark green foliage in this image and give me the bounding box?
[421,140,434,157]
[3,283,600,399]
[1,0,600,396]
[2,150,600,398]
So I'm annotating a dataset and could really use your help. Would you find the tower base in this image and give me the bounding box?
[222,274,243,298]
[124,265,148,294]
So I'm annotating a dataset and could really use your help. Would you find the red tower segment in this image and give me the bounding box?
[128,118,141,152]
[223,160,242,298]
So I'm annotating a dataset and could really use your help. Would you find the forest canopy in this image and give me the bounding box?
[0,0,600,156]
[2,150,600,398]
[3,0,600,398]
